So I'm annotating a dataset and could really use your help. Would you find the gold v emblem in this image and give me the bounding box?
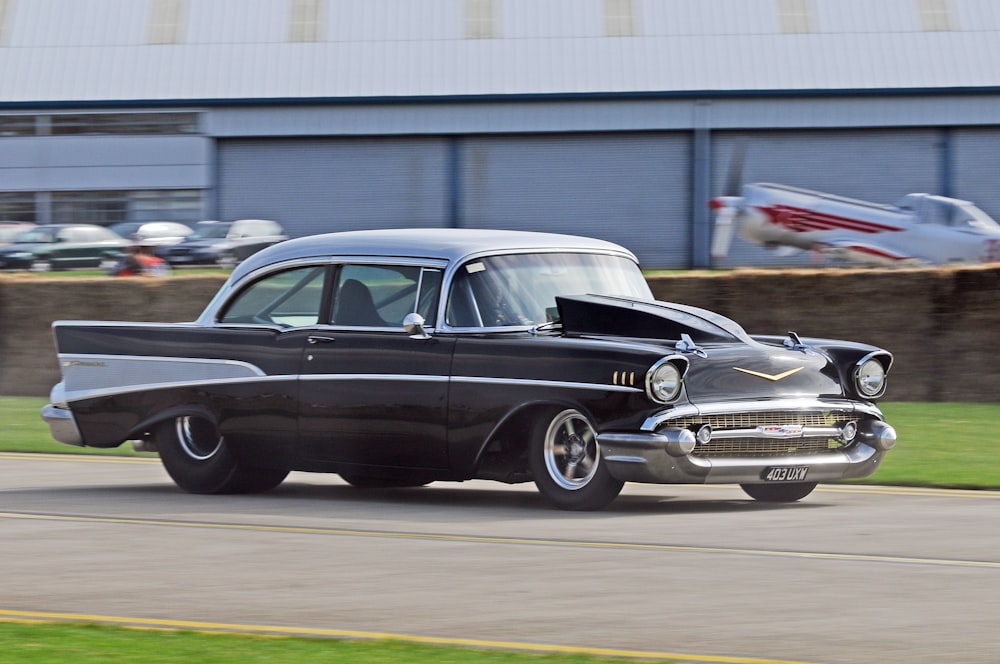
[732,366,805,381]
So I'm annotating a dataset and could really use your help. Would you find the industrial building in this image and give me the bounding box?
[3,0,1000,267]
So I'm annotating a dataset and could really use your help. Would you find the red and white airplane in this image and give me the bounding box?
[710,183,1000,266]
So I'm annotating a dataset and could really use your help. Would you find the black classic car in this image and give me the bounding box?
[42,229,896,510]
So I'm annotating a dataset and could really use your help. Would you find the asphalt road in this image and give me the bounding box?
[1,452,998,664]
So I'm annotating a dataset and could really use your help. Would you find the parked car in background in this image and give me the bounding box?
[42,229,897,510]
[0,222,37,245]
[109,221,193,247]
[159,219,287,268]
[0,223,130,271]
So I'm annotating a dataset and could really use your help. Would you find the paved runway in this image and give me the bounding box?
[2,452,998,664]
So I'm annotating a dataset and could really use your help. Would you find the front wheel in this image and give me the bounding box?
[155,415,288,494]
[740,482,817,502]
[529,409,623,510]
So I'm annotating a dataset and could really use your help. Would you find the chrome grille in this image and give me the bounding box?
[667,410,860,458]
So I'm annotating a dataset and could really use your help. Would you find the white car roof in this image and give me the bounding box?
[230,228,638,283]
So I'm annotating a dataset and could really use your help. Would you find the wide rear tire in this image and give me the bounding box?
[529,408,623,511]
[155,415,287,494]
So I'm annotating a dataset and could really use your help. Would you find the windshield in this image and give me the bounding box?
[190,224,232,239]
[446,252,651,327]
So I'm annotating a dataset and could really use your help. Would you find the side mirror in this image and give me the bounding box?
[403,313,431,340]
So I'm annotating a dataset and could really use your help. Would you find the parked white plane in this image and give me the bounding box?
[710,183,1000,266]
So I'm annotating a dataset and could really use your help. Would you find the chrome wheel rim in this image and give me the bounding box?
[543,410,600,491]
[175,416,223,461]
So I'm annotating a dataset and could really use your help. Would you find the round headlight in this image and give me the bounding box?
[646,359,683,403]
[855,358,886,398]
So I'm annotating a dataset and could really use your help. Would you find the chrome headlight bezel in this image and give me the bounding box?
[854,354,889,399]
[645,356,687,404]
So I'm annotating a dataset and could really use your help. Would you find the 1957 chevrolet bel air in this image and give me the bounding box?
[42,229,896,510]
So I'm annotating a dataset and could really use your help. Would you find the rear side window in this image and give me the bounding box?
[220,266,326,328]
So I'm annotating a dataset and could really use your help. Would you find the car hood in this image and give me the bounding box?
[556,294,845,400]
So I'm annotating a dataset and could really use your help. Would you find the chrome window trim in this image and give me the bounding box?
[202,255,450,325]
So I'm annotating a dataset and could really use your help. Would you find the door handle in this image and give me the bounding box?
[307,335,336,344]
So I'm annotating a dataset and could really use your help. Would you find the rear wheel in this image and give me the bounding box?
[740,482,817,502]
[155,415,287,494]
[529,408,623,510]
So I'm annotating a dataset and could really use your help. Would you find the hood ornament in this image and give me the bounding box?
[783,331,810,352]
[675,333,708,358]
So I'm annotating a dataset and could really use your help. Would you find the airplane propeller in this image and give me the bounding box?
[709,143,747,260]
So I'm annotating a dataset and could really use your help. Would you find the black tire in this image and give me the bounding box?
[529,408,623,511]
[740,482,818,502]
[339,473,431,489]
[155,415,287,494]
[30,256,52,272]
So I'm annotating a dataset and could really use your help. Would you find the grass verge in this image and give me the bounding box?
[0,622,645,664]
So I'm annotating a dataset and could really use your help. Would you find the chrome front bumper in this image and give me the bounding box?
[598,398,897,485]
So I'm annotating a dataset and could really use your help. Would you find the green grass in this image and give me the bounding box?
[3,396,998,489]
[0,623,644,664]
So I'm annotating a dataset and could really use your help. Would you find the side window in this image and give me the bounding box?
[220,266,325,328]
[331,264,441,328]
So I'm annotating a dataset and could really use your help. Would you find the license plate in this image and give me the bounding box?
[761,466,809,482]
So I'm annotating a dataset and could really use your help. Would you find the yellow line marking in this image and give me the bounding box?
[2,511,997,569]
[0,609,821,664]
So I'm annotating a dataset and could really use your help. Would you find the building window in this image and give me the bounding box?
[50,113,199,136]
[0,192,37,223]
[465,0,496,39]
[777,0,814,34]
[149,0,186,45]
[289,0,325,42]
[51,190,204,225]
[605,0,638,37]
[0,115,36,137]
[917,0,953,31]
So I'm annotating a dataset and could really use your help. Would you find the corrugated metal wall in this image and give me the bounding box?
[953,128,1000,222]
[460,133,690,267]
[217,137,450,235]
[217,132,692,267]
[711,129,941,267]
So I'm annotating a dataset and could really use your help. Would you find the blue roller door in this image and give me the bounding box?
[460,133,692,268]
[217,137,450,237]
